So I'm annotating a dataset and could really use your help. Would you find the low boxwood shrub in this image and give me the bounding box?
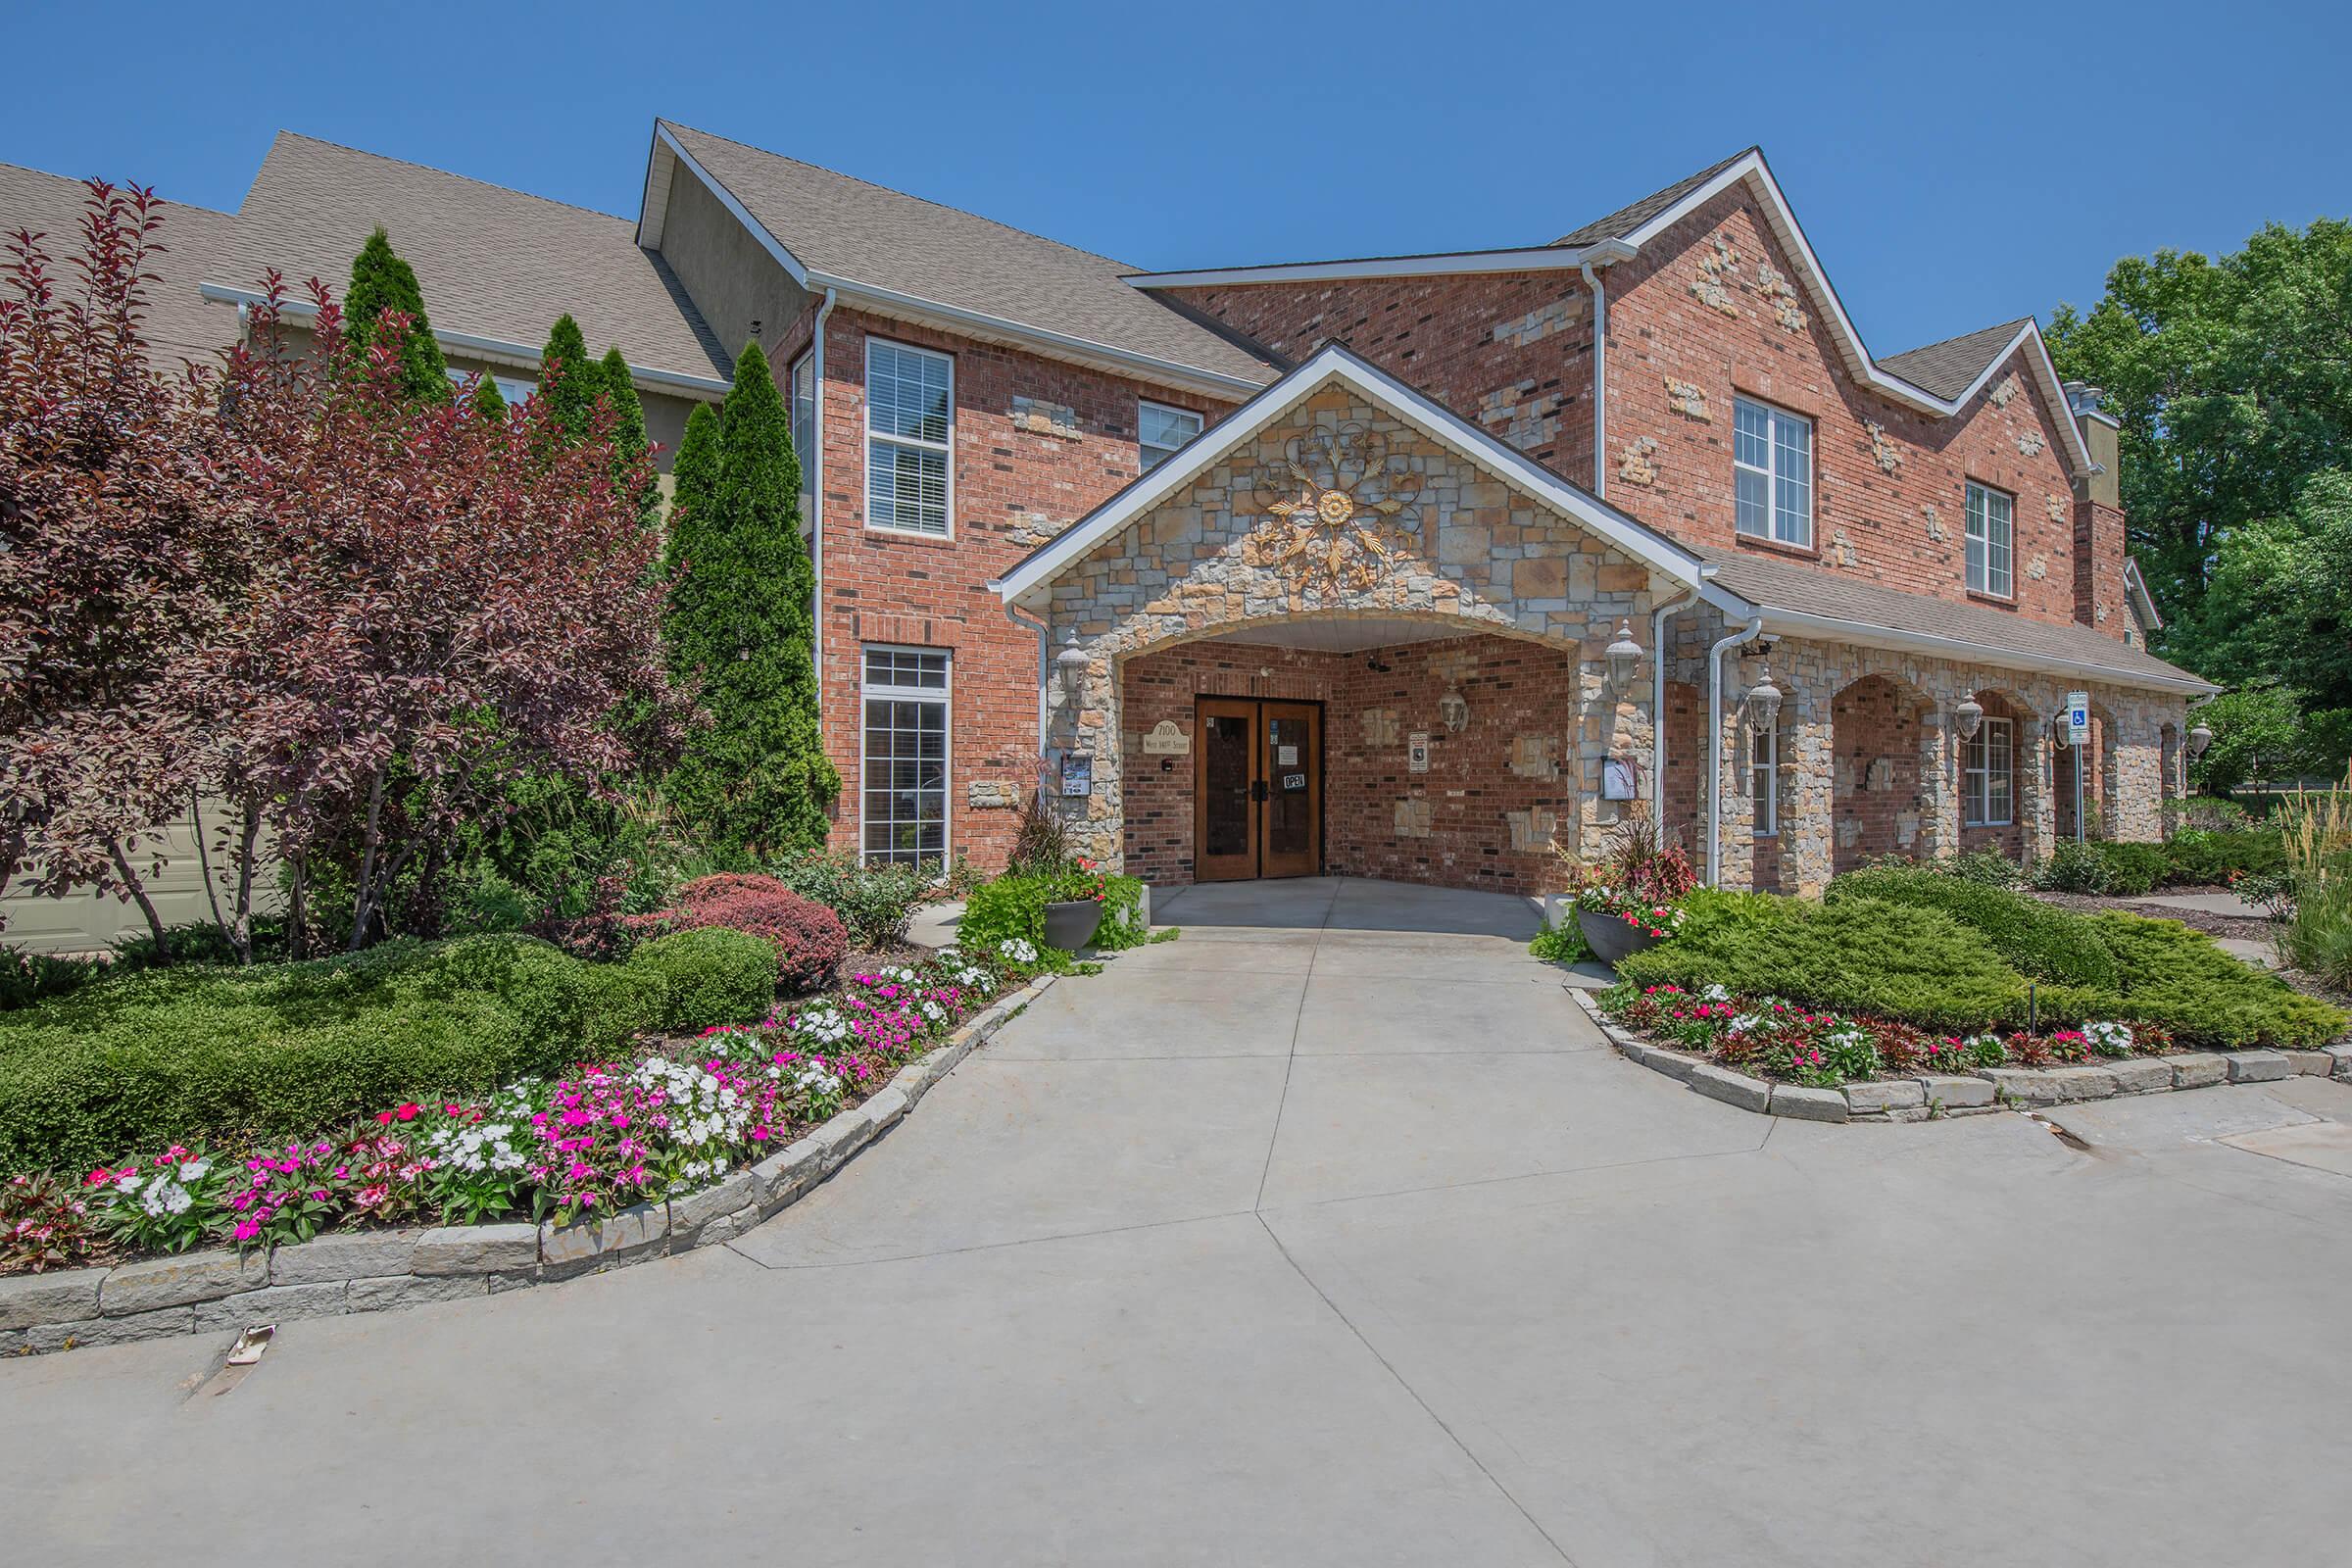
[625,926,777,1033]
[2036,840,2113,895]
[2094,842,2170,898]
[0,934,662,1175]
[764,850,925,948]
[1827,866,2118,989]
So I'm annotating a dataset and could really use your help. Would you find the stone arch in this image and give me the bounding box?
[1831,672,1935,873]
[2053,698,2120,842]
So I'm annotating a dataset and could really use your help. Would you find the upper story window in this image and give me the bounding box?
[1966,480,2014,598]
[1733,397,1812,549]
[790,350,817,536]
[1138,400,1203,472]
[865,339,952,536]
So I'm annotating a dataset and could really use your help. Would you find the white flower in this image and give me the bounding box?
[1699,983,1730,1003]
[178,1160,209,1181]
[999,938,1039,964]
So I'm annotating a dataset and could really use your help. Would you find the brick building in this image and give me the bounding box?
[3,130,2214,918]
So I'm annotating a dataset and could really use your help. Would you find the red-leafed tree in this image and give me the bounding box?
[0,181,245,946]
[200,279,689,954]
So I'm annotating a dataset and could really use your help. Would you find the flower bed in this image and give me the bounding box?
[2,940,1047,1283]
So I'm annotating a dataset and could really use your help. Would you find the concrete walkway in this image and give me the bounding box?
[6,876,2351,1565]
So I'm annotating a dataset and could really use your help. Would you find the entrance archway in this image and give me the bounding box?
[1831,673,1933,872]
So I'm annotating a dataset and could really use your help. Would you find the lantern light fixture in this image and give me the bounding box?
[1954,690,1984,742]
[1604,619,1643,690]
[2187,721,2214,759]
[1054,629,1091,688]
[1745,664,1782,735]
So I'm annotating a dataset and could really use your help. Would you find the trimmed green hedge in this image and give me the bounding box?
[629,926,778,1032]
[1616,889,2345,1048]
[1827,867,2118,989]
[0,932,772,1175]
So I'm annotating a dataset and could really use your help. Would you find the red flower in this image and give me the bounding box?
[395,1103,420,1122]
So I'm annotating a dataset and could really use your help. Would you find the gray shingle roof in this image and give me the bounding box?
[220,132,727,383]
[0,161,237,366]
[1550,147,1758,247]
[1879,318,2034,401]
[1699,545,2212,691]
[660,122,1280,386]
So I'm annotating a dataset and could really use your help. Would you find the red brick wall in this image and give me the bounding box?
[805,308,1233,869]
[1660,679,1702,854]
[1157,273,1596,482]
[2074,499,2130,639]
[1604,186,2091,629]
[1119,632,1582,894]
[1832,675,1926,873]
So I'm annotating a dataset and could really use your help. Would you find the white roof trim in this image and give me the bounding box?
[198,282,730,400]
[1753,604,2217,695]
[1617,151,2097,477]
[2123,558,2164,630]
[992,342,1723,607]
[641,122,1269,400]
[1123,240,1632,290]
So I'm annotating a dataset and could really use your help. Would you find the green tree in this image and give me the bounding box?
[2048,218,2352,641]
[344,227,450,403]
[662,342,837,856]
[663,400,721,578]
[596,345,659,525]
[2194,471,2352,712]
[539,314,596,443]
[469,372,507,422]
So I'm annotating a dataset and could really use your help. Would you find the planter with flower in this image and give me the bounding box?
[1556,808,1699,967]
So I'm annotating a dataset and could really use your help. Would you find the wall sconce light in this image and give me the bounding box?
[2051,709,2072,750]
[2187,721,2213,759]
[1438,688,1469,734]
[1954,690,1984,742]
[1604,618,1643,690]
[1054,629,1091,690]
[1745,664,1782,735]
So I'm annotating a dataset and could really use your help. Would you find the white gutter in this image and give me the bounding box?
[808,286,837,679]
[1580,260,1609,496]
[1705,616,1764,887]
[1004,604,1052,757]
[1749,604,2220,696]
[198,282,730,401]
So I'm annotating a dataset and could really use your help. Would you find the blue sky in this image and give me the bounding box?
[5,0,2342,355]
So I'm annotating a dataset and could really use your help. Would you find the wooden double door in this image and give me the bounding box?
[1195,698,1323,882]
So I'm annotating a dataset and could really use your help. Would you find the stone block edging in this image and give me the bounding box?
[1570,991,2352,1124]
[1,974,1055,1357]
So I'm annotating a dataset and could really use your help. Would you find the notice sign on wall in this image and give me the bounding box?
[1407,732,1431,773]
[1277,744,1299,765]
[1059,752,1094,798]
[1142,720,1191,756]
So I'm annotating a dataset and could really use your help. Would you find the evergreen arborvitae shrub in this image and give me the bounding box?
[662,341,838,856]
[344,227,450,403]
[596,345,660,525]
[539,314,596,443]
[663,400,721,578]
[469,373,508,421]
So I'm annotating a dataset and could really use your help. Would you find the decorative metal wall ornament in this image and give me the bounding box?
[1244,423,1424,596]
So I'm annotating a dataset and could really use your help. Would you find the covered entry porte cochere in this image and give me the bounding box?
[1196,698,1323,881]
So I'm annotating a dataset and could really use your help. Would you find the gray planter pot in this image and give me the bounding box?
[1578,906,1663,967]
[1043,899,1105,952]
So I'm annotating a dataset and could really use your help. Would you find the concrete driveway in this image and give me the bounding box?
[5,876,2351,1565]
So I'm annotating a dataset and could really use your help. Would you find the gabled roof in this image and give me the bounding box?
[640,122,1279,396]
[1880,318,2037,402]
[995,342,1718,606]
[1125,148,2095,476]
[1700,546,2215,695]
[204,132,729,396]
[0,161,236,366]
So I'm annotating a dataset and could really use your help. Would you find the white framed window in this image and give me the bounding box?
[865,339,952,537]
[1963,715,2015,826]
[790,350,817,536]
[1750,724,1779,837]
[1734,397,1813,548]
[1139,400,1203,472]
[861,646,950,868]
[450,369,536,406]
[1966,480,2014,598]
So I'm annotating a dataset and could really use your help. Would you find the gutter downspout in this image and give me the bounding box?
[1648,584,1695,822]
[1580,261,1608,496]
[1004,602,1051,760]
[808,286,837,679]
[1705,615,1765,888]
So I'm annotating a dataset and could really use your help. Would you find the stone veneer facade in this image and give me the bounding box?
[1038,381,1661,879]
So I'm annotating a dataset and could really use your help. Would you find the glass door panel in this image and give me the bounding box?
[1195,699,1259,881]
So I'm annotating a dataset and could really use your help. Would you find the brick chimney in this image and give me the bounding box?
[2065,381,2129,640]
